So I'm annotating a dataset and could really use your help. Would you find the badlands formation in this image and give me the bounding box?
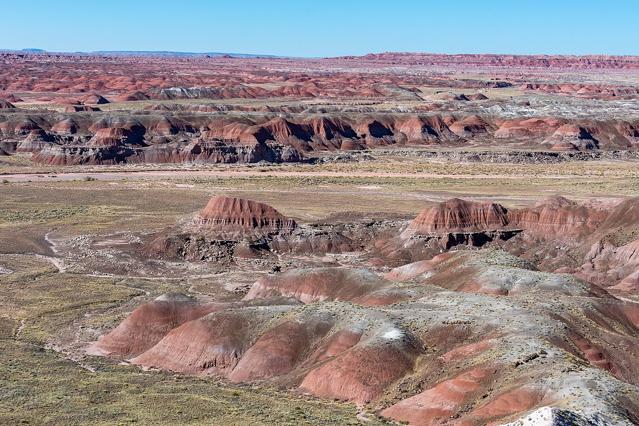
[1,52,639,424]
[1,53,639,166]
[87,194,639,425]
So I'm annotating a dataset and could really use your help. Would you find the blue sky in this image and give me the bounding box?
[2,0,638,57]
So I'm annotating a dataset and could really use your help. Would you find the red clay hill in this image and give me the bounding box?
[145,194,639,295]
[400,198,510,238]
[91,247,639,424]
[194,196,297,238]
[146,196,360,263]
[378,196,639,294]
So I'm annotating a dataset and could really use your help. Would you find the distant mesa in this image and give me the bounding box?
[0,108,638,166]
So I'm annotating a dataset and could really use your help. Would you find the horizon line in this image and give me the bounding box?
[2,48,639,60]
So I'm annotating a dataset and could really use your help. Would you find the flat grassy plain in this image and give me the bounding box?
[1,152,638,424]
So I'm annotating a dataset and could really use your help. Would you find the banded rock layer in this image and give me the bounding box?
[194,196,297,238]
[1,111,639,165]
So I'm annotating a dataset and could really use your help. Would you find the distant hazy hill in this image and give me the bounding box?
[91,50,279,58]
[0,48,279,58]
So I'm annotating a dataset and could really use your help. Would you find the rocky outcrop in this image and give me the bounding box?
[424,250,598,296]
[494,117,564,139]
[0,99,16,109]
[146,196,361,263]
[63,105,100,112]
[51,118,79,135]
[448,114,492,138]
[32,145,135,166]
[15,129,55,152]
[466,93,489,101]
[131,140,293,164]
[400,196,614,244]
[88,127,136,147]
[543,124,598,151]
[401,198,511,239]
[194,196,297,238]
[392,196,639,292]
[578,198,639,290]
[114,91,150,102]
[376,196,639,278]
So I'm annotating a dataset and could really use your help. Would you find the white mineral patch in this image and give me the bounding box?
[501,407,555,426]
[155,293,193,302]
[501,406,593,426]
[382,328,403,340]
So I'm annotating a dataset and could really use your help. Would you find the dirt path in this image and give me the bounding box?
[35,232,67,272]
[0,169,582,182]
